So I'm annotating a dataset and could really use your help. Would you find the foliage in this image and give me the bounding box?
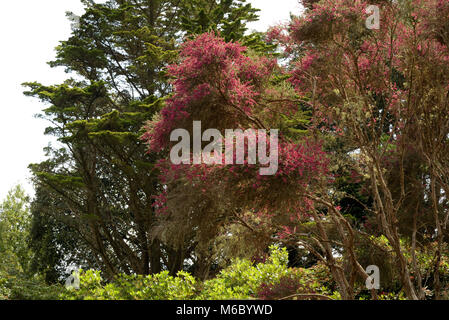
[60,246,334,300]
[0,186,64,300]
[142,31,327,273]
[198,246,290,299]
[0,274,64,300]
[61,269,197,300]
[13,0,449,300]
[24,0,268,280]
[143,0,449,300]
[0,186,33,278]
[256,262,334,300]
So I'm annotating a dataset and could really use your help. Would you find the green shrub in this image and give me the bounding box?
[256,262,335,300]
[0,271,63,300]
[198,245,290,299]
[61,269,197,300]
[59,246,336,300]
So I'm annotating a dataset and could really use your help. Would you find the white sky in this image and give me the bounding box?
[0,0,302,200]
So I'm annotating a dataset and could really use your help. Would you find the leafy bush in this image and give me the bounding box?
[0,271,63,300]
[61,269,197,300]
[256,263,334,300]
[60,246,292,300]
[58,246,335,300]
[199,245,314,300]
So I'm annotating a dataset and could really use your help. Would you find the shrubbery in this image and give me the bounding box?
[61,270,197,300]
[60,246,335,300]
[256,263,336,300]
[0,272,63,300]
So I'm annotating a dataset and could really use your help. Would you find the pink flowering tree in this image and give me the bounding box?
[269,0,449,299]
[142,32,341,283]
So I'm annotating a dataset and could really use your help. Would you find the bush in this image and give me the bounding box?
[256,263,334,300]
[61,270,197,300]
[0,271,63,300]
[59,246,336,300]
[199,245,292,299]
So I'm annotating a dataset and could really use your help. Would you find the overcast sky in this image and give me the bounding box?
[0,0,302,200]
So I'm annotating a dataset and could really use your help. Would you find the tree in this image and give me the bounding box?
[28,184,97,284]
[0,186,32,276]
[268,0,449,299]
[142,30,329,278]
[25,0,269,279]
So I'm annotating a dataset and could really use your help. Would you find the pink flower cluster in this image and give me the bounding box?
[143,33,276,152]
